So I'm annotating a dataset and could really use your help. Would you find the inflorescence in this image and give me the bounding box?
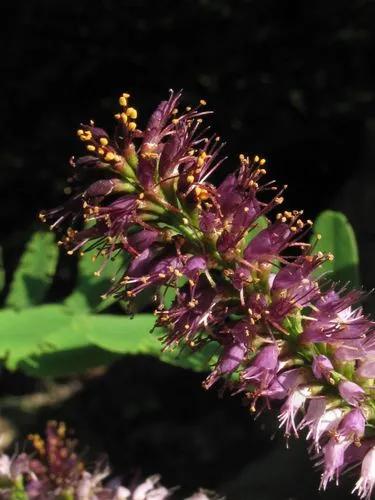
[41,90,375,499]
[0,421,216,499]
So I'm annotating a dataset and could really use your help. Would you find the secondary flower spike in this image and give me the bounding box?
[0,422,219,499]
[42,90,375,498]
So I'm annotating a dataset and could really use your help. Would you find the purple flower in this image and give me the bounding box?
[157,279,220,347]
[298,397,341,450]
[337,408,365,444]
[312,355,334,381]
[241,344,279,390]
[302,289,374,345]
[320,438,351,490]
[232,220,308,290]
[263,368,307,401]
[352,446,375,500]
[278,386,311,437]
[338,380,365,406]
[203,321,251,389]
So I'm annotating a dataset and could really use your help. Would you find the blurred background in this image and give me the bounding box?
[2,1,375,498]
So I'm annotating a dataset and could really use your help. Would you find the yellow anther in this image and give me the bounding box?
[79,130,92,141]
[126,107,138,119]
[259,158,266,165]
[120,112,128,123]
[316,233,322,240]
[296,219,304,228]
[290,226,297,232]
[77,129,84,136]
[98,147,105,155]
[100,137,109,146]
[199,99,207,105]
[128,122,137,132]
[254,155,260,162]
[186,106,192,111]
[172,118,179,125]
[239,154,245,161]
[86,144,96,152]
[119,95,128,107]
[104,152,115,162]
[275,196,284,204]
[114,113,121,120]
[172,108,179,115]
[187,175,195,184]
[328,253,334,261]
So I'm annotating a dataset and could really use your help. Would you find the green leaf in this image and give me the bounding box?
[160,341,220,372]
[64,248,129,313]
[310,210,360,287]
[86,313,161,354]
[0,305,73,370]
[19,316,120,377]
[6,232,59,309]
[87,313,218,372]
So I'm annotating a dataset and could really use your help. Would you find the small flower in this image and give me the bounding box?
[240,344,279,390]
[132,475,170,500]
[312,355,334,382]
[352,446,375,500]
[319,438,351,490]
[278,386,311,437]
[337,408,366,444]
[338,380,366,406]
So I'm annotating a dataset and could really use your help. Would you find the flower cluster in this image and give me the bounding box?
[0,421,217,500]
[42,91,375,498]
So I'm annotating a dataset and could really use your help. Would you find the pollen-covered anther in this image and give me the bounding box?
[195,186,209,200]
[86,144,96,152]
[126,107,138,119]
[275,197,284,205]
[104,152,115,162]
[259,158,266,165]
[100,137,108,146]
[199,99,207,106]
[78,130,92,142]
[187,175,195,184]
[327,253,334,261]
[119,95,128,107]
[128,122,137,132]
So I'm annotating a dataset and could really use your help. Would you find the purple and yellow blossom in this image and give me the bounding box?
[42,90,375,498]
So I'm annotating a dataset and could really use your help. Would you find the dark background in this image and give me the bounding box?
[2,1,375,498]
